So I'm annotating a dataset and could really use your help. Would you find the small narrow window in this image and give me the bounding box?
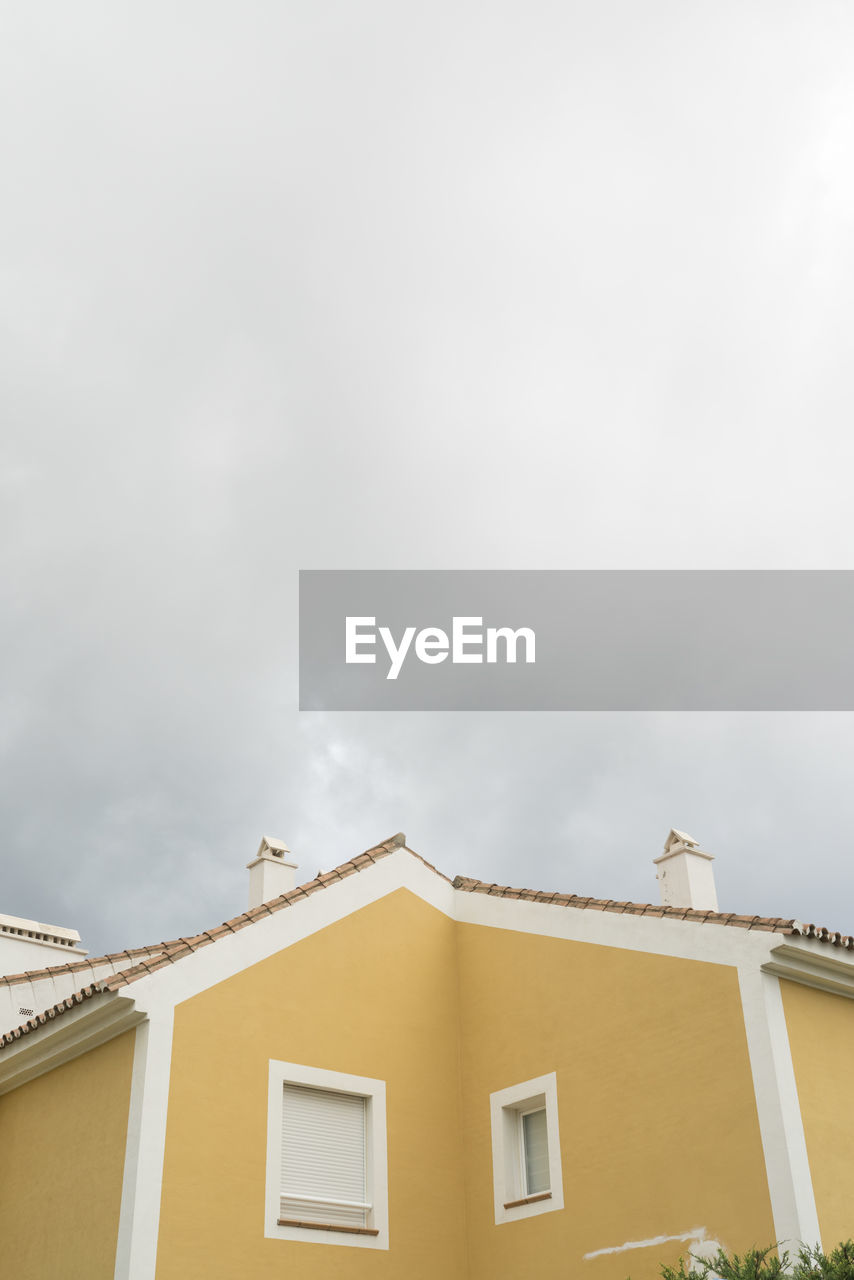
[489,1072,563,1225]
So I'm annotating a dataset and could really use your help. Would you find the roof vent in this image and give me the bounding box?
[653,828,719,912]
[246,836,298,909]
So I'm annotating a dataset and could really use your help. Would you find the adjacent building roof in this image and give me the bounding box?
[2,831,852,1053]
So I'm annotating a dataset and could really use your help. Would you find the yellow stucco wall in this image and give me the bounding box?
[781,979,854,1248]
[156,888,776,1280]
[156,888,469,1280]
[457,923,775,1280]
[0,1027,135,1280]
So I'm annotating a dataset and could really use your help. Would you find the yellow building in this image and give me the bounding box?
[1,830,853,1280]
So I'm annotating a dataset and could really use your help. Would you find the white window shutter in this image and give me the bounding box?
[280,1084,368,1227]
[522,1108,550,1195]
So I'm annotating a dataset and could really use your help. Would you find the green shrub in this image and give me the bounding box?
[658,1245,788,1280]
[793,1241,854,1280]
[630,1241,854,1280]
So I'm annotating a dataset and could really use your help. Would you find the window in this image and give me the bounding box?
[280,1084,368,1229]
[266,1061,389,1250]
[489,1072,563,1225]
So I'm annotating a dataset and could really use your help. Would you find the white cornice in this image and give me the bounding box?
[0,995,144,1095]
[762,942,854,1000]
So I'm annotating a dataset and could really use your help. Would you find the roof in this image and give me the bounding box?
[0,944,175,991]
[2,831,852,1053]
[452,876,817,936]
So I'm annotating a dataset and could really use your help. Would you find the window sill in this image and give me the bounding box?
[277,1219,380,1237]
[503,1192,552,1210]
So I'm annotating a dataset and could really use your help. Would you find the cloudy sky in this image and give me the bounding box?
[3,3,854,956]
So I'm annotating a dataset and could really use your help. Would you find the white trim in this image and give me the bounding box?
[490,1072,563,1225]
[7,855,851,1048]
[123,853,456,1013]
[762,942,854,999]
[737,969,821,1252]
[265,1060,389,1250]
[101,852,834,1015]
[113,1010,175,1280]
[0,995,142,1096]
[114,1021,150,1280]
[454,888,778,968]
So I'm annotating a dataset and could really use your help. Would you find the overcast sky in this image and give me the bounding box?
[3,3,854,956]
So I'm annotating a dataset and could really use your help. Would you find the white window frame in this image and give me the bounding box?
[265,1060,389,1250]
[489,1071,563,1225]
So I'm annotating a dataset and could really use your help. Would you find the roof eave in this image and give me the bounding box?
[762,939,854,1000]
[0,989,143,1096]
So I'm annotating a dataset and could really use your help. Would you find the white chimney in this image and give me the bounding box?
[246,836,298,908]
[653,828,719,912]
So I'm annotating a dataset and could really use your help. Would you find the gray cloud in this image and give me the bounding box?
[2,4,854,956]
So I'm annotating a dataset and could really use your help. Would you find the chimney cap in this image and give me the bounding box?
[664,828,699,852]
[654,828,714,866]
[257,835,291,860]
[247,835,297,907]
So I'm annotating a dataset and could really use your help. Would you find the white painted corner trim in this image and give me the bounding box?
[114,1011,175,1280]
[737,969,820,1254]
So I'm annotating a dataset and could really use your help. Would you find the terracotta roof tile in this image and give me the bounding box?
[0,944,171,989]
[0,983,104,1049]
[69,833,409,997]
